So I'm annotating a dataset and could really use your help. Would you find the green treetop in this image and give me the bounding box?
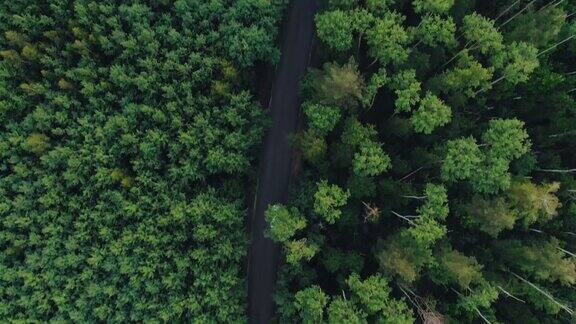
[265,204,306,243]
[351,9,376,35]
[441,51,494,103]
[304,102,342,136]
[314,180,351,224]
[366,12,410,66]
[462,196,519,237]
[328,296,368,324]
[341,118,378,148]
[285,238,320,265]
[462,13,504,55]
[441,137,483,182]
[347,273,414,322]
[413,0,455,14]
[508,180,562,226]
[507,7,567,48]
[417,183,449,220]
[294,285,329,323]
[391,70,421,113]
[482,118,531,160]
[362,68,388,108]
[411,92,452,134]
[493,42,540,85]
[310,60,365,108]
[352,142,392,177]
[378,231,434,282]
[366,0,396,15]
[316,10,354,52]
[408,216,447,246]
[294,130,327,165]
[497,239,576,286]
[456,281,499,318]
[469,155,511,194]
[432,247,484,289]
[415,14,457,48]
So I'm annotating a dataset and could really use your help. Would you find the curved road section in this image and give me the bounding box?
[247,0,318,322]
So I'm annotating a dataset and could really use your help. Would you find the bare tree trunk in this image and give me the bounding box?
[536,168,576,173]
[538,35,576,57]
[557,247,576,258]
[391,211,417,224]
[497,286,526,303]
[495,0,521,21]
[501,0,538,27]
[510,271,574,315]
[401,195,427,199]
[539,0,565,12]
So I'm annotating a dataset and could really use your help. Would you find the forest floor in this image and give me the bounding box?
[247,0,318,322]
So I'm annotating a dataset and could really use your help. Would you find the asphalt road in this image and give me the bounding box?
[247,0,318,322]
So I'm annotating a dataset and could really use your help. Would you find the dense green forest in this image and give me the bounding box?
[0,0,285,321]
[269,0,576,323]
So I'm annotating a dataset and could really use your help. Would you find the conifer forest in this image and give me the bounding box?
[1,0,576,323]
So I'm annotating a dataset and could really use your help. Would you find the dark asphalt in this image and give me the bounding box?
[247,0,318,322]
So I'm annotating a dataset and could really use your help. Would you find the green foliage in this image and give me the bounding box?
[456,281,499,314]
[348,174,377,199]
[507,7,567,48]
[462,13,504,55]
[352,142,392,177]
[314,181,351,224]
[366,12,410,66]
[0,0,287,321]
[508,181,562,226]
[316,10,354,52]
[391,70,421,113]
[366,0,396,15]
[441,51,494,100]
[310,60,365,108]
[443,121,530,194]
[378,232,434,283]
[265,204,307,243]
[442,137,483,182]
[493,42,540,85]
[341,118,378,148]
[469,155,511,194]
[408,216,447,246]
[304,102,342,136]
[413,0,455,14]
[483,118,531,160]
[463,196,519,237]
[322,248,364,274]
[417,184,449,220]
[416,15,457,48]
[362,68,388,108]
[432,247,484,289]
[327,297,368,324]
[347,273,414,322]
[497,239,576,285]
[294,130,328,164]
[25,133,50,155]
[294,285,329,323]
[411,92,452,134]
[277,1,576,322]
[285,239,320,265]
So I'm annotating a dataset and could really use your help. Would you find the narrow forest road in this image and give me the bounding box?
[247,0,318,322]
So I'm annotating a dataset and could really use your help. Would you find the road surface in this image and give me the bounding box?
[247,0,318,322]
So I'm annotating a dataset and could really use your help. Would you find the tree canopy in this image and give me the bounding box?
[0,0,287,321]
[272,0,576,323]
